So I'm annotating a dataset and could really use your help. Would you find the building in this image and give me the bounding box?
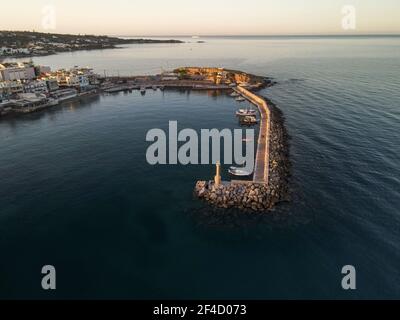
[57,73,89,88]
[0,81,24,96]
[23,80,49,94]
[54,67,94,90]
[0,81,8,100]
[45,78,59,92]
[0,63,36,81]
[36,65,51,76]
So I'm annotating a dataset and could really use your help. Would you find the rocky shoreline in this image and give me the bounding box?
[194,96,291,212]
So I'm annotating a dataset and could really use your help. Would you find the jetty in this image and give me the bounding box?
[234,86,270,185]
[194,70,289,211]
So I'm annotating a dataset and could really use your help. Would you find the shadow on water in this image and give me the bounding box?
[0,94,101,124]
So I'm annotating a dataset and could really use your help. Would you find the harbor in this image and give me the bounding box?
[194,84,290,211]
[0,63,287,211]
[0,65,272,118]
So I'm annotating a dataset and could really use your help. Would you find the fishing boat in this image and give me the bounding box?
[240,115,258,125]
[236,108,257,117]
[47,98,59,106]
[51,88,78,102]
[235,96,246,102]
[228,166,253,176]
[104,86,125,94]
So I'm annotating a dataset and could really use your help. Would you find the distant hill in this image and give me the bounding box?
[0,31,183,57]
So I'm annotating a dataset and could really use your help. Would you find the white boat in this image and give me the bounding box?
[236,109,257,117]
[228,167,253,176]
[230,92,239,97]
[152,85,158,91]
[140,86,146,94]
[105,86,124,93]
[235,97,246,102]
[51,89,78,102]
[47,98,59,106]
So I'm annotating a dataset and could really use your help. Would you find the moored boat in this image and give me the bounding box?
[240,115,258,125]
[51,88,78,102]
[236,108,257,117]
[228,166,253,176]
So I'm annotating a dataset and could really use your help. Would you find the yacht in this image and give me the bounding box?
[51,89,78,102]
[236,109,257,117]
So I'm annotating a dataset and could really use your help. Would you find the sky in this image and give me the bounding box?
[1,0,400,36]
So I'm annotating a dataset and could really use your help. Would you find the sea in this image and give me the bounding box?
[0,36,399,299]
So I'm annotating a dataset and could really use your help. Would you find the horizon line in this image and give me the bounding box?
[117,33,400,37]
[2,30,400,38]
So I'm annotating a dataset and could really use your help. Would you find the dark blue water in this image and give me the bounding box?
[1,36,399,299]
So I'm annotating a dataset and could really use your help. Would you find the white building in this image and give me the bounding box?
[55,67,93,89]
[0,63,36,81]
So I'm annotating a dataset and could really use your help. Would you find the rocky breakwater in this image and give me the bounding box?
[266,99,291,207]
[194,97,291,212]
[195,181,272,211]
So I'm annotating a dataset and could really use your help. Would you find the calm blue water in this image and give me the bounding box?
[1,36,399,299]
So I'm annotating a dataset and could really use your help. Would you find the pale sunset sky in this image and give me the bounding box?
[1,0,399,36]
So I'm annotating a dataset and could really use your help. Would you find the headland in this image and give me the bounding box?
[0,31,183,58]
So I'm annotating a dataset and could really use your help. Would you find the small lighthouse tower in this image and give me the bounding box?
[214,161,221,186]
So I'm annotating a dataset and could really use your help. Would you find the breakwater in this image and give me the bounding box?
[194,91,291,211]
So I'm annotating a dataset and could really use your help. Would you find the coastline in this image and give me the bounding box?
[0,30,183,60]
[0,65,290,211]
[1,67,273,119]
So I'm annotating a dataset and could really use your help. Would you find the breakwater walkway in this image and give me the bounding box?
[194,87,278,211]
[234,87,270,185]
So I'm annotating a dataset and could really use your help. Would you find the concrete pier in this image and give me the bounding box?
[234,87,270,185]
[194,86,276,211]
